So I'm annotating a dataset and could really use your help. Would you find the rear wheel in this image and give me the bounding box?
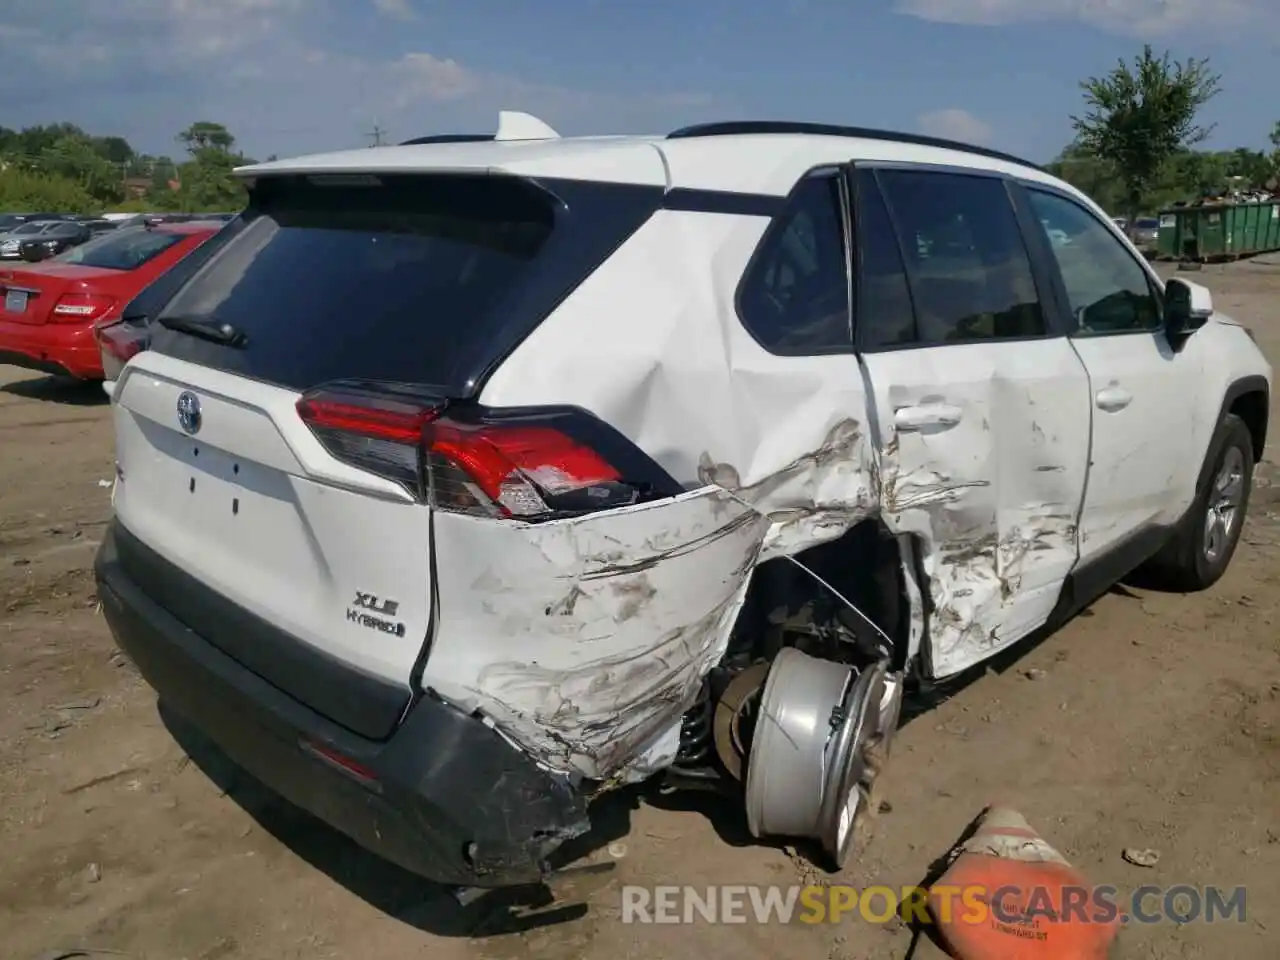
[1143,413,1253,592]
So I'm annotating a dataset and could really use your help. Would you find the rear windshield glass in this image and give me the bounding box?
[55,226,182,270]
[1135,219,1160,229]
[153,174,556,392]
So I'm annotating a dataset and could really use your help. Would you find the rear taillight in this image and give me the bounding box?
[51,292,116,322]
[296,386,639,519]
[95,320,149,382]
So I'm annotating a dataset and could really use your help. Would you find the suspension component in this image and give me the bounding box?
[673,680,713,769]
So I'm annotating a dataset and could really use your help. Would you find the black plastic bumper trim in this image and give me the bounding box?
[95,520,590,887]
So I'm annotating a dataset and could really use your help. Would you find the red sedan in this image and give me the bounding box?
[0,221,222,381]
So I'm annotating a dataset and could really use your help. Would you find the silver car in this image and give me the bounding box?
[1130,217,1160,247]
[0,220,63,259]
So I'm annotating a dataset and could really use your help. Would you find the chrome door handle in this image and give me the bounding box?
[894,402,963,431]
[1095,386,1133,412]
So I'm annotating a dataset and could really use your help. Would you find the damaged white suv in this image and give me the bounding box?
[95,112,1271,889]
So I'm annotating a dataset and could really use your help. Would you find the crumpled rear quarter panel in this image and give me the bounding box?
[421,487,769,780]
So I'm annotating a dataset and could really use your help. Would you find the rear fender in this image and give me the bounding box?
[421,487,770,782]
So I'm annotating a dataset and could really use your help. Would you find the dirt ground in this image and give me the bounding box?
[1,259,1277,960]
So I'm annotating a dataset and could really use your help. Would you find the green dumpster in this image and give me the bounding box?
[1157,209,1181,258]
[1225,203,1266,256]
[1155,201,1280,261]
[1267,202,1280,251]
[1195,206,1227,259]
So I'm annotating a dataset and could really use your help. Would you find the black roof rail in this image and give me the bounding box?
[665,121,1042,172]
[398,133,495,146]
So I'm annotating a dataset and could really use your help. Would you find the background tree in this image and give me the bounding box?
[178,122,236,155]
[1269,121,1280,184]
[0,167,95,213]
[1071,45,1221,219]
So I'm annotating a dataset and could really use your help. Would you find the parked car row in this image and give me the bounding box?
[0,218,229,380]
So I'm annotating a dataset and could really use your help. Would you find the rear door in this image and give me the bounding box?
[848,165,1093,678]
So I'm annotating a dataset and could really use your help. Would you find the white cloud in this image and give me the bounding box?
[372,0,417,20]
[894,0,1275,36]
[0,1,716,158]
[388,52,713,119]
[917,108,992,144]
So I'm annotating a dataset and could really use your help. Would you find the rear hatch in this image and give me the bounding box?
[109,172,601,740]
[0,264,122,326]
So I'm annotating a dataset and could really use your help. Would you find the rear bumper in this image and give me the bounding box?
[0,319,102,379]
[94,520,590,888]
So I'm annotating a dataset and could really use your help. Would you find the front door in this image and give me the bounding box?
[1019,185,1203,567]
[848,165,1093,678]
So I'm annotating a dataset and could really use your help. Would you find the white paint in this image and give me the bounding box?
[423,488,769,780]
[114,125,1273,787]
[111,352,428,687]
[481,210,880,564]
[494,110,560,141]
[861,340,1092,678]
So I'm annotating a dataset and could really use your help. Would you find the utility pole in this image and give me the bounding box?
[366,118,387,147]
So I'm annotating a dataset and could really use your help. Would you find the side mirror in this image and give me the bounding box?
[1164,277,1213,346]
[20,245,49,263]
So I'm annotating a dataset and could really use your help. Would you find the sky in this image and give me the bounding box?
[1,0,1276,165]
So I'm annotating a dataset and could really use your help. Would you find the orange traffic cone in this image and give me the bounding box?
[927,807,1121,959]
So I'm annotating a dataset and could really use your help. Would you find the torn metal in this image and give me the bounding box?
[459,210,1089,776]
[422,488,770,781]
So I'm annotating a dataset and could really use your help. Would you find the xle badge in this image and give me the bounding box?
[347,591,406,638]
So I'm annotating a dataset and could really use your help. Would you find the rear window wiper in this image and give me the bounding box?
[157,314,248,347]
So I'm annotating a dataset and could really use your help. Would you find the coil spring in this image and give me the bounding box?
[675,681,713,766]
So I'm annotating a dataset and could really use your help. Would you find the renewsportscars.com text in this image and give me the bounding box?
[620,884,1247,926]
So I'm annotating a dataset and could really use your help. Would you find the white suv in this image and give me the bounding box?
[95,113,1271,889]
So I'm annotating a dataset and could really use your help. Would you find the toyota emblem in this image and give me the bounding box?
[176,391,202,435]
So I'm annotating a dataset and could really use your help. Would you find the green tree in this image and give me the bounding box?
[40,135,124,205]
[1045,142,1124,212]
[1072,45,1221,221]
[0,167,95,213]
[178,121,235,155]
[175,148,249,211]
[91,135,134,166]
[1269,121,1280,185]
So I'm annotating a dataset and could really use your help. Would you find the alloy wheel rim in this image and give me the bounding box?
[1204,445,1245,562]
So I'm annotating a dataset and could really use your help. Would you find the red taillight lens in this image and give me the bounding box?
[51,292,116,323]
[95,320,149,381]
[296,387,633,518]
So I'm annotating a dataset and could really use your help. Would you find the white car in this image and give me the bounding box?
[94,112,1271,890]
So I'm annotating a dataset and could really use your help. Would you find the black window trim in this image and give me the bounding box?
[846,159,1066,355]
[1012,179,1166,340]
[731,164,856,358]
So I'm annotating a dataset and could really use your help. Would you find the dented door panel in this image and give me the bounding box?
[421,487,770,781]
[861,340,1092,677]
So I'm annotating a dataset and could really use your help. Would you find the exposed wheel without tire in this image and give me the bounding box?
[1145,413,1254,592]
[743,649,903,872]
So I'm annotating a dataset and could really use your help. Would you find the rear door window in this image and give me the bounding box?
[152,174,561,392]
[871,169,1046,344]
